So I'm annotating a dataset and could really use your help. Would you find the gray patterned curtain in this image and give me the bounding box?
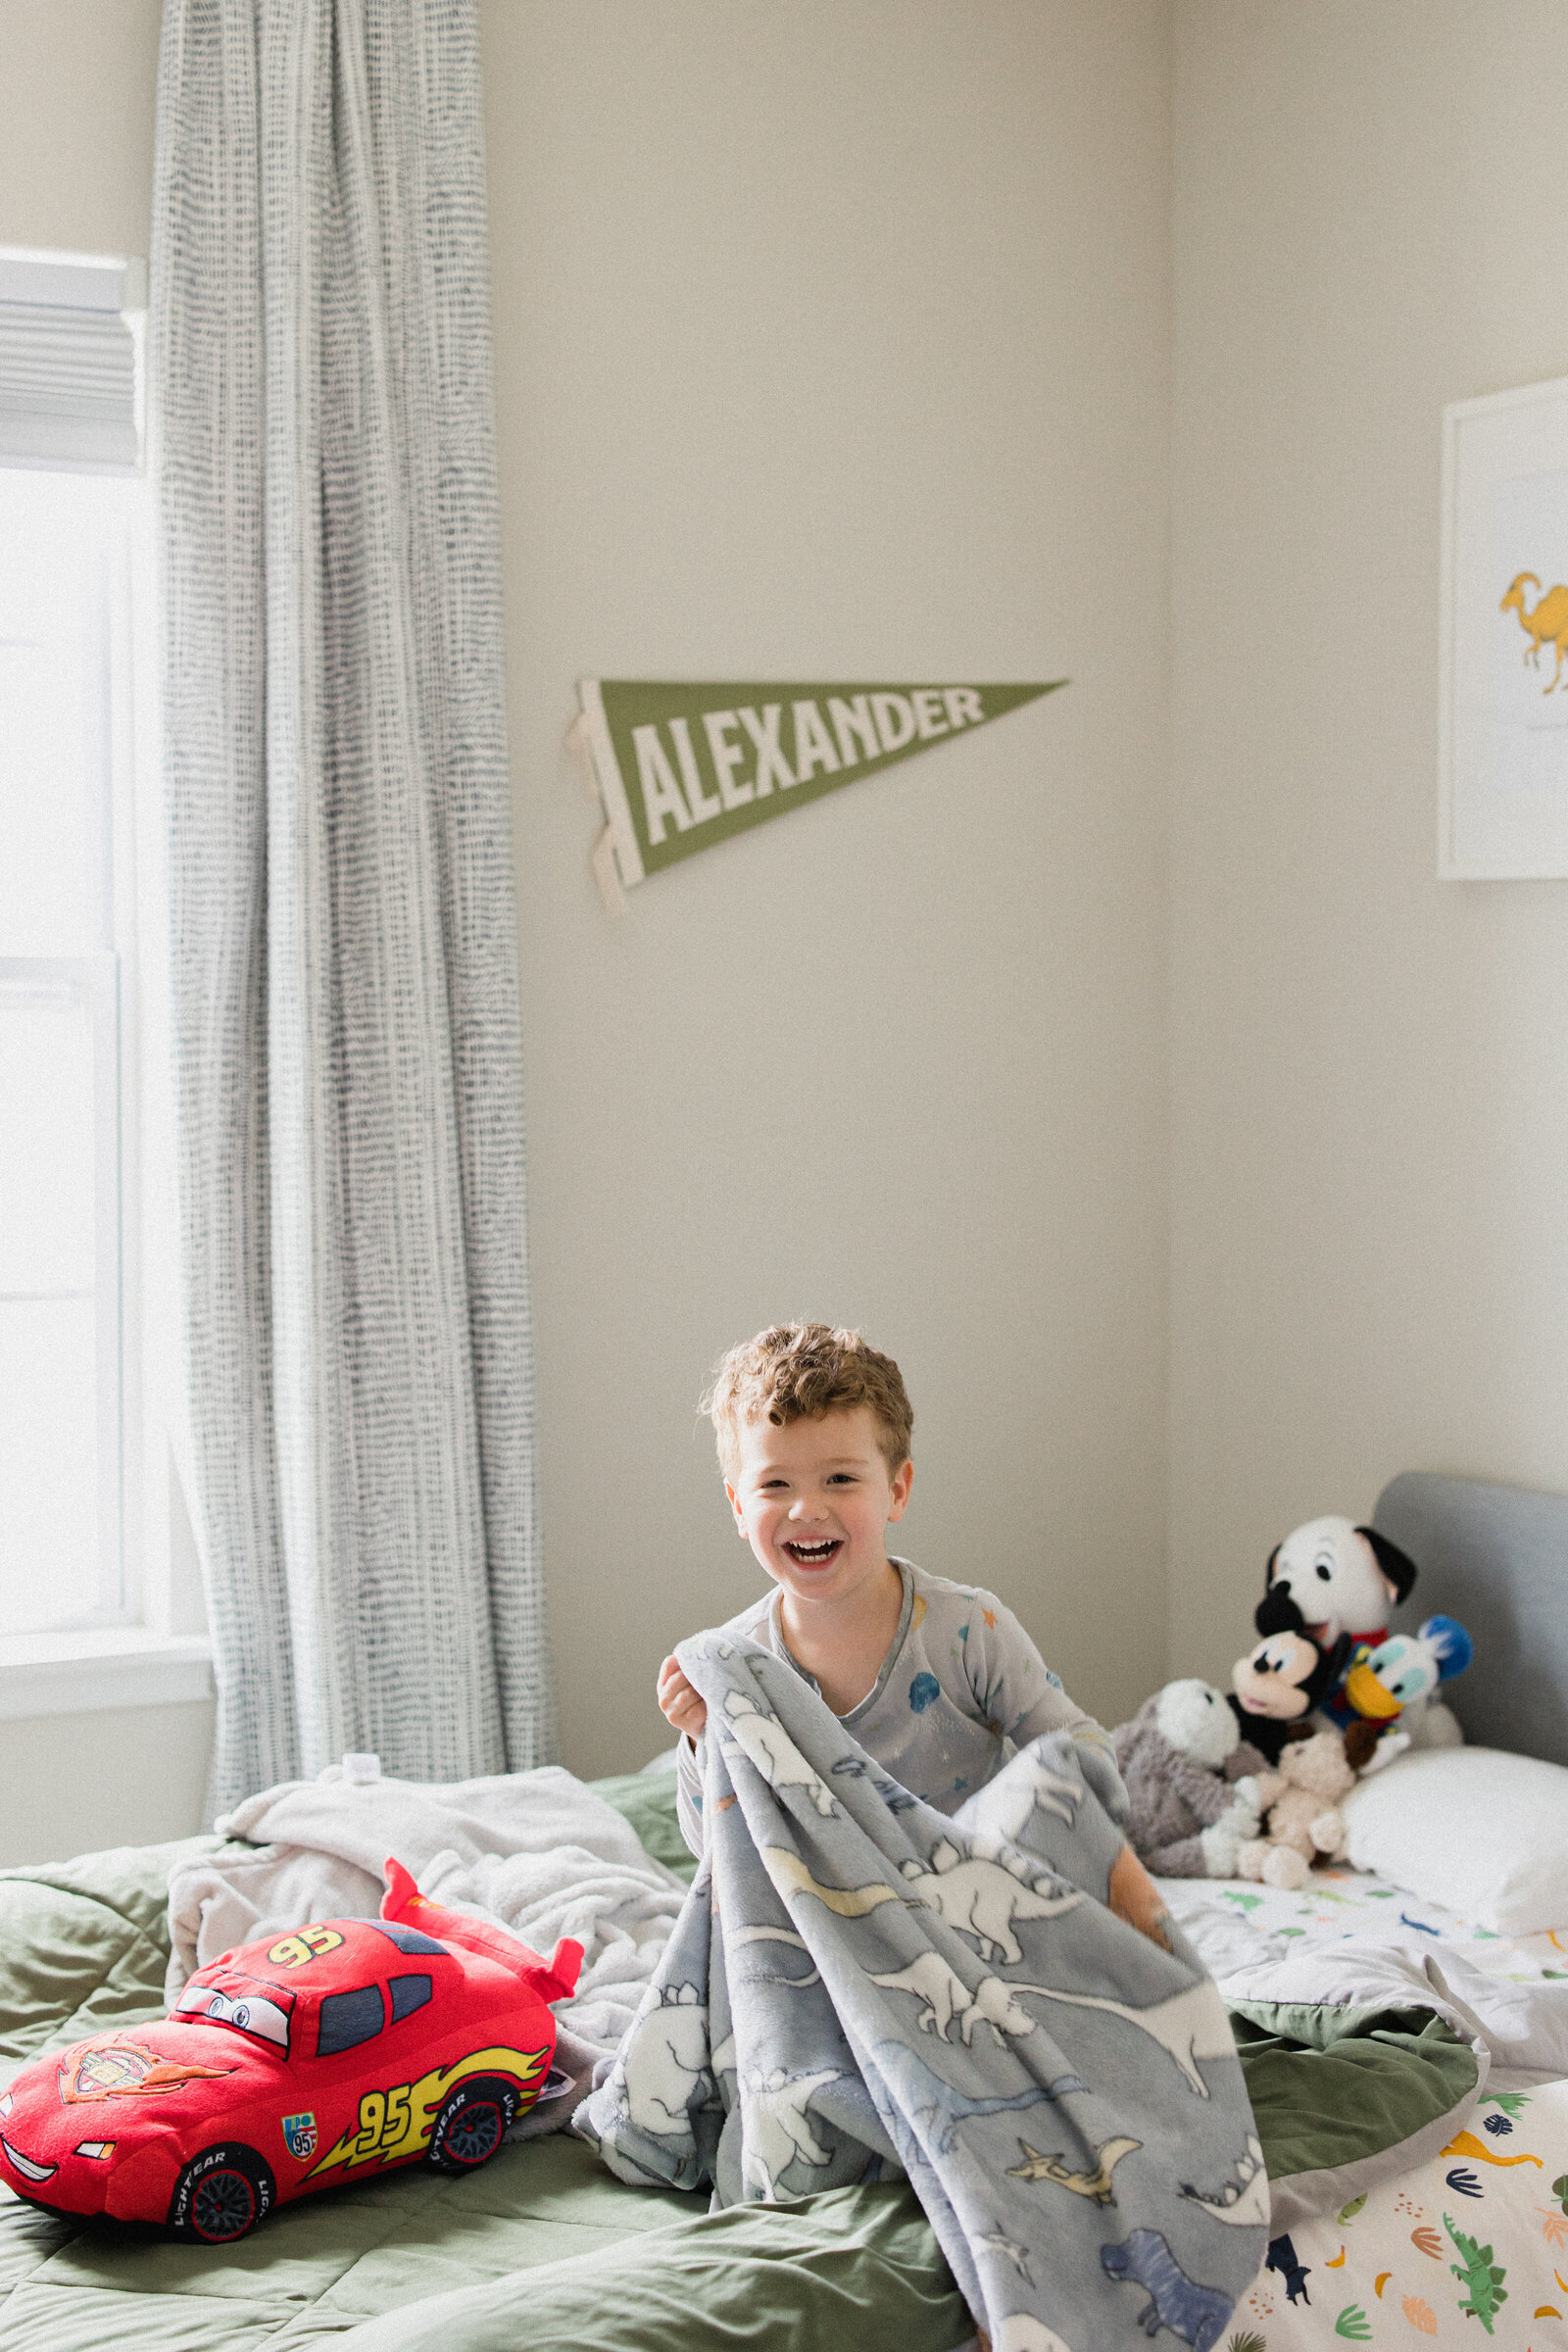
[152,0,555,1816]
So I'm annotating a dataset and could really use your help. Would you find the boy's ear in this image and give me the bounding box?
[886,1458,914,1522]
[723,1479,748,1537]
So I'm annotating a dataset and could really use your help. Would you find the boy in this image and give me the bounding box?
[659,1322,1132,1877]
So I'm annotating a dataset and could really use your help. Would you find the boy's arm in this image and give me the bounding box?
[961,1589,1096,1743]
[674,1733,706,1859]
[963,1592,1129,1822]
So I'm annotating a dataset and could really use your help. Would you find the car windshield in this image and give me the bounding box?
[173,1975,294,2058]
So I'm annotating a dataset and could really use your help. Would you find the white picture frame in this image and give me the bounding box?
[1441,374,1568,878]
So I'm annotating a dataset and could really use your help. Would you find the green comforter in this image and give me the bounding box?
[0,1786,967,2352]
[0,1778,1483,2351]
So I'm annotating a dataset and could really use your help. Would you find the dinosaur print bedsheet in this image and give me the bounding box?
[1233,2074,1568,2349]
[574,1632,1268,2352]
[1156,1866,1568,1991]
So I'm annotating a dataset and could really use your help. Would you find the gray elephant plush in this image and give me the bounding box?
[1112,1680,1272,1877]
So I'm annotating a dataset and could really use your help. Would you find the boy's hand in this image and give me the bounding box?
[1107,1843,1173,1952]
[657,1655,707,1740]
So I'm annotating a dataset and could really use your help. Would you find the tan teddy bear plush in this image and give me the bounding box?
[1235,1728,1357,1890]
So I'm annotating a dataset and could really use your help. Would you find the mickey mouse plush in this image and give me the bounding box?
[1229,1629,1352,1765]
[1254,1515,1419,1650]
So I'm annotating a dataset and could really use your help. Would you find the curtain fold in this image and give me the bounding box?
[153,0,554,1817]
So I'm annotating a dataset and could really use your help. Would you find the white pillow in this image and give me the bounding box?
[1341,1744,1568,1936]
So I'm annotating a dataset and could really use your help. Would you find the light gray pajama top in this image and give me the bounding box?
[675,1555,1117,1856]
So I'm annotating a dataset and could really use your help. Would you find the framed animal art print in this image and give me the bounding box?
[1441,373,1568,877]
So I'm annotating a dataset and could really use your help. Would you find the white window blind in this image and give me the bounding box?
[0,248,145,472]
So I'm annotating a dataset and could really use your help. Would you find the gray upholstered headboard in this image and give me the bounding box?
[1374,1471,1568,1767]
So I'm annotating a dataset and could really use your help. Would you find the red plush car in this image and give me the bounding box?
[0,1858,581,2243]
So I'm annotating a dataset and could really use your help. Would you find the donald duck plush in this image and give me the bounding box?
[1327,1613,1473,1768]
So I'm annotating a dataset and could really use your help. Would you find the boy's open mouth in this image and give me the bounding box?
[782,1539,844,1568]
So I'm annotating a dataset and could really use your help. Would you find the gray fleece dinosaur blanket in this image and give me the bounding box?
[574,1633,1266,2352]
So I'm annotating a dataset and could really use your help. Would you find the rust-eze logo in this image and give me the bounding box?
[281,2112,318,2159]
[59,2041,232,2102]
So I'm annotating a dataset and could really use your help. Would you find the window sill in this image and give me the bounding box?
[0,1628,214,1721]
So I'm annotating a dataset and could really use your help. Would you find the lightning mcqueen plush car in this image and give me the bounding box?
[0,1859,581,2243]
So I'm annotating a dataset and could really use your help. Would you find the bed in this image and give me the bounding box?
[2,1471,1565,2351]
[0,1779,966,2352]
[1153,1471,1568,2348]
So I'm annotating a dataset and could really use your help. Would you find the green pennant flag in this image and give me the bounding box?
[574,677,1066,902]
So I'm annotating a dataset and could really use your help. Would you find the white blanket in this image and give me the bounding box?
[165,1765,687,2070]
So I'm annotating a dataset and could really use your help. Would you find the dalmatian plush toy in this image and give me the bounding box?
[1255,1517,1465,1757]
[1254,1515,1418,1650]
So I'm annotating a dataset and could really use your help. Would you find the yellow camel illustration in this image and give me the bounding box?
[1500,571,1568,692]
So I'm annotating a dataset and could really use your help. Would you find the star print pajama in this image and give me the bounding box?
[676,1557,1123,1855]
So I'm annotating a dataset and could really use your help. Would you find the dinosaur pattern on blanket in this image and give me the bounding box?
[1101,2229,1234,2350]
[899,1841,1084,1963]
[617,1983,712,2136]
[574,1634,1265,2348]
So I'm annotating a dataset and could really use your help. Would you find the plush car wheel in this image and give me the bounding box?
[169,2142,275,2242]
[425,2077,516,2173]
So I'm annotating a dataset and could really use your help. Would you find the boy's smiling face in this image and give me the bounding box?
[725,1406,912,1612]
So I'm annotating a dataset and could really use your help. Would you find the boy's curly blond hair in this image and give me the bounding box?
[703,1323,913,1482]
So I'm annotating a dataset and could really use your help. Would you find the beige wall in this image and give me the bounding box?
[482,0,1174,1776]
[14,0,1561,1846]
[1168,0,1568,1685]
[0,1706,214,1870]
[2,1,1174,1850]
[0,0,160,253]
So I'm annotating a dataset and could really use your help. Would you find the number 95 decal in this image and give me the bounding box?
[353,2083,412,2160]
[308,2045,548,2176]
[267,1925,345,1969]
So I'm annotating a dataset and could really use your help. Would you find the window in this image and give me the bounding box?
[387,1974,433,2024]
[0,469,141,1636]
[365,1921,449,1959]
[316,1985,387,2058]
[0,248,204,1690]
